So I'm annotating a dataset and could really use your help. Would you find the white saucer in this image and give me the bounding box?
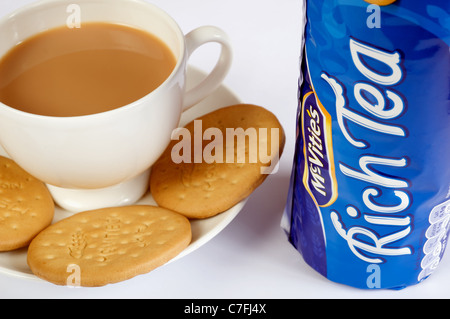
[0,67,247,282]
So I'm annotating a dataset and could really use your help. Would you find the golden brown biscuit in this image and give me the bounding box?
[27,205,191,287]
[150,104,285,219]
[364,0,397,6]
[0,156,54,251]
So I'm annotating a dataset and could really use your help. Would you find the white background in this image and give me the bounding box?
[0,0,449,299]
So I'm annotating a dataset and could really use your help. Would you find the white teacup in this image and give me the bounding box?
[0,0,232,212]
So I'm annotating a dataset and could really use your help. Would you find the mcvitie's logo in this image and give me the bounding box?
[301,90,337,207]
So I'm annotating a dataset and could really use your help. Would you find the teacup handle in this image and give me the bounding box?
[182,26,233,111]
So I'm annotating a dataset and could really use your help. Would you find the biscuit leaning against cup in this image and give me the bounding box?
[0,0,232,213]
[150,104,285,219]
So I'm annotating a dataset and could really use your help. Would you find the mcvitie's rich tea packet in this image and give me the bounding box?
[283,0,449,289]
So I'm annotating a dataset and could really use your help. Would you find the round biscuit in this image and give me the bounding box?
[0,156,54,251]
[150,104,285,219]
[27,205,191,287]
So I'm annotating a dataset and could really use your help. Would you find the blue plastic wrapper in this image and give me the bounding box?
[283,0,450,289]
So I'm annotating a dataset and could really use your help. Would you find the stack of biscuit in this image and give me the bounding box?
[0,104,285,286]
